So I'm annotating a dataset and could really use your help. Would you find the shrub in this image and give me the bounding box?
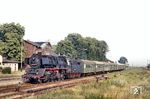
[0,67,2,72]
[85,94,109,99]
[2,67,11,74]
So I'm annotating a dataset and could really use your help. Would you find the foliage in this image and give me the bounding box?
[56,40,77,58]
[2,67,11,74]
[0,22,25,61]
[0,41,4,54]
[55,33,108,61]
[118,56,128,64]
[0,67,2,72]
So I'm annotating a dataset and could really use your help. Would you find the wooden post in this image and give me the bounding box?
[0,55,2,65]
[16,82,21,92]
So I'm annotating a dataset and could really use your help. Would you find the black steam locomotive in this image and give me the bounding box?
[22,53,127,83]
[22,54,69,82]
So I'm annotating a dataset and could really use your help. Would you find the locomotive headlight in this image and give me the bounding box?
[36,72,39,75]
[36,70,39,75]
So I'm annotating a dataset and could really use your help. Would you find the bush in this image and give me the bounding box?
[2,67,11,74]
[0,67,2,72]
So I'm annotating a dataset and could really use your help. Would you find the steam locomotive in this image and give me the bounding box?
[22,53,127,83]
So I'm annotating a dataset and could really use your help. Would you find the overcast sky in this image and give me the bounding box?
[0,0,150,66]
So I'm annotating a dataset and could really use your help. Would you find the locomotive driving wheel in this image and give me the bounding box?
[41,75,49,83]
[41,71,51,83]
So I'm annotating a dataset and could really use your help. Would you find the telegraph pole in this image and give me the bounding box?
[21,39,23,71]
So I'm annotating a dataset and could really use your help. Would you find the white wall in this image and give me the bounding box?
[2,63,18,72]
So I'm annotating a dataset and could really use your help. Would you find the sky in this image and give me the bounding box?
[0,0,150,66]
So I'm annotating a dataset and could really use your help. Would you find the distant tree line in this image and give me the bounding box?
[0,22,25,61]
[55,33,109,61]
[118,56,128,64]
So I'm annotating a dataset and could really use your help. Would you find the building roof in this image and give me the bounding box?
[34,42,45,46]
[24,40,41,48]
[3,59,19,63]
[34,42,52,47]
[24,40,52,48]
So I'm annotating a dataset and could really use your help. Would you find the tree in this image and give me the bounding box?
[65,33,83,52]
[0,22,25,61]
[118,56,128,64]
[55,40,77,58]
[0,41,4,55]
[97,40,108,61]
[55,33,109,61]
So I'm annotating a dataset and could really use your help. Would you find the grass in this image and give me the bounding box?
[28,67,150,99]
[0,70,25,78]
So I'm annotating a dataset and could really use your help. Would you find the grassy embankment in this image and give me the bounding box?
[29,68,150,99]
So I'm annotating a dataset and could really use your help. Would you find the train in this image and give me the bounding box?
[22,53,127,83]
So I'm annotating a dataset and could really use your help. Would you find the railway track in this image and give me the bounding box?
[0,75,108,99]
[0,77,21,82]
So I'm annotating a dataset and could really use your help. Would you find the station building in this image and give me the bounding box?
[0,55,19,72]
